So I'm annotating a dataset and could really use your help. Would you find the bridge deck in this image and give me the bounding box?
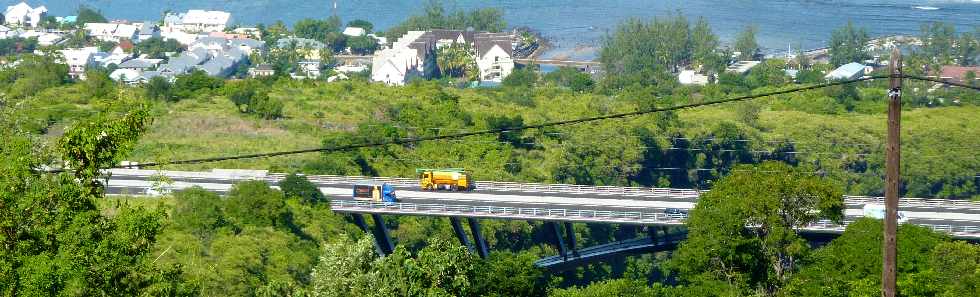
[535,234,687,270]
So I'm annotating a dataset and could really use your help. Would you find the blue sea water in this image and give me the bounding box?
[10,0,980,59]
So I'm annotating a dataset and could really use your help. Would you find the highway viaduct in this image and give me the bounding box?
[104,169,980,270]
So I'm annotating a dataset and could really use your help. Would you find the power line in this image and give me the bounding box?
[906,75,980,92]
[46,74,980,173]
[40,75,878,172]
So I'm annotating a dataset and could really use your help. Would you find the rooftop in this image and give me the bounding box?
[182,10,231,25]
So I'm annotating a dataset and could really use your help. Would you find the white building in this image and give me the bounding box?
[18,30,63,46]
[371,31,430,85]
[678,70,709,85]
[343,27,367,37]
[0,25,20,39]
[178,10,232,33]
[84,23,140,43]
[474,32,514,82]
[4,2,47,28]
[371,29,515,85]
[825,62,869,81]
[59,47,100,79]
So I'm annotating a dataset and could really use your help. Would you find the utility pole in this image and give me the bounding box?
[882,47,902,297]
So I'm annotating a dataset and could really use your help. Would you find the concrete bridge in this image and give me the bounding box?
[105,169,980,270]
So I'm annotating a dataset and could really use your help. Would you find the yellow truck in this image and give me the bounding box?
[417,168,474,191]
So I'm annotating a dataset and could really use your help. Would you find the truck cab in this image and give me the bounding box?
[353,183,397,202]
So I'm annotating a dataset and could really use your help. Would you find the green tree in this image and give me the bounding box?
[223,79,263,113]
[173,69,224,100]
[691,17,722,72]
[919,22,957,65]
[385,0,506,40]
[473,252,549,297]
[135,37,184,59]
[503,67,538,88]
[347,19,375,33]
[1,109,196,296]
[294,18,342,42]
[145,76,174,101]
[955,29,978,66]
[172,187,226,237]
[81,68,116,99]
[2,55,69,99]
[310,236,478,296]
[278,173,326,204]
[435,43,478,80]
[828,21,870,67]
[781,219,949,296]
[543,67,595,92]
[551,279,672,297]
[224,181,289,229]
[599,15,697,89]
[347,35,379,55]
[670,161,844,295]
[76,5,107,25]
[246,92,285,120]
[735,25,759,60]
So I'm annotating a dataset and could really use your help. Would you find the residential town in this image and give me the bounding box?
[0,1,529,87]
[1,1,975,90]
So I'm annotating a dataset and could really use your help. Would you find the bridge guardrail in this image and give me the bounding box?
[330,200,688,225]
[333,201,980,239]
[112,170,980,211]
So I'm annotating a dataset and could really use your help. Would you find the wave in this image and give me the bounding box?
[913,6,941,10]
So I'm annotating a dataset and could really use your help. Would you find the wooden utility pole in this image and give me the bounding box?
[882,48,902,297]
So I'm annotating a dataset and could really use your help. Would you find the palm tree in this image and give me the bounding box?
[436,43,477,79]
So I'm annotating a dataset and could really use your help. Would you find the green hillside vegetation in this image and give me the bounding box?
[2,13,979,296]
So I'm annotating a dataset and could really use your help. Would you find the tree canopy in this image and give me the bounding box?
[385,0,506,41]
[670,161,844,295]
[828,22,871,67]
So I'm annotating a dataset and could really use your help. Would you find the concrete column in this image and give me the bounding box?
[450,217,473,252]
[564,222,579,257]
[370,214,395,255]
[548,222,568,260]
[351,214,384,256]
[468,218,489,259]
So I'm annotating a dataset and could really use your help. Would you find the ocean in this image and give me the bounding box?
[10,0,980,59]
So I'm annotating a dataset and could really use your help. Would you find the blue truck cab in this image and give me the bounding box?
[353,183,397,202]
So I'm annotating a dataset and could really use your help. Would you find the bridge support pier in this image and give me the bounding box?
[564,222,579,257]
[370,214,395,256]
[548,222,568,260]
[450,217,474,252]
[648,226,660,244]
[351,214,385,256]
[468,218,489,259]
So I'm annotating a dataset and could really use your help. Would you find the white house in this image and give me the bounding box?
[19,30,63,46]
[136,21,160,41]
[678,70,709,85]
[179,10,232,33]
[110,68,142,84]
[371,29,517,85]
[371,31,430,85]
[474,33,514,82]
[0,25,19,39]
[343,27,367,37]
[85,23,140,43]
[825,62,867,81]
[59,47,101,79]
[4,2,47,28]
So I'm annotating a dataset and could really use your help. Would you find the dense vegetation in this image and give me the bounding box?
[0,8,978,296]
[384,0,507,40]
